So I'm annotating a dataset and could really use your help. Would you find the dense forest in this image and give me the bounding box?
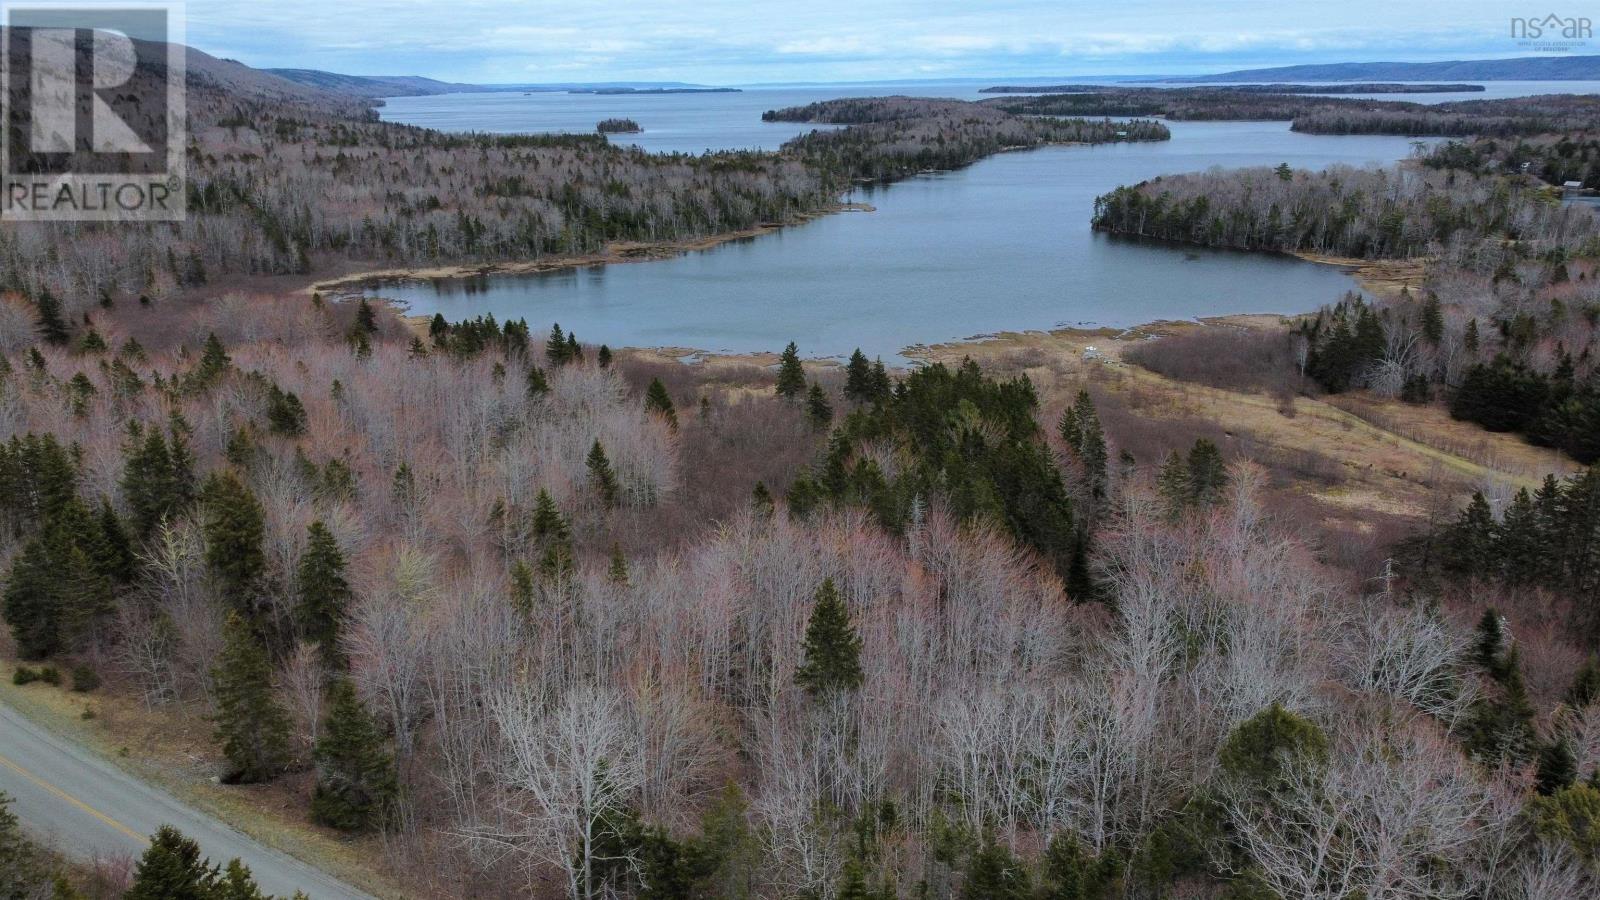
[6,285,1600,898]
[1095,157,1600,464]
[1426,134,1600,191]
[764,97,1168,184]
[1091,164,1600,258]
[0,62,1169,326]
[8,32,1600,900]
[988,89,1600,137]
[980,83,1488,95]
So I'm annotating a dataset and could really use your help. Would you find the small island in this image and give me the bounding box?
[596,117,643,134]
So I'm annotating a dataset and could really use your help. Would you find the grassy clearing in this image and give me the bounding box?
[908,317,1576,526]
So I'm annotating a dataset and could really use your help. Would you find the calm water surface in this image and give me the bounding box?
[369,83,1595,360]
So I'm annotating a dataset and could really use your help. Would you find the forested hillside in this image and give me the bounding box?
[990,89,1600,137]
[6,32,1600,900]
[765,96,1168,184]
[6,286,1600,897]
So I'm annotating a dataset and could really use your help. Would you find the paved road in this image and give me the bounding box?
[0,701,375,899]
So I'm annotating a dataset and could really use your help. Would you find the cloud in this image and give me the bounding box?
[184,0,1544,83]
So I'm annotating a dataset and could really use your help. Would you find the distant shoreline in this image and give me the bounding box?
[310,202,876,297]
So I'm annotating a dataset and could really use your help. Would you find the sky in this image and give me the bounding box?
[183,0,1592,84]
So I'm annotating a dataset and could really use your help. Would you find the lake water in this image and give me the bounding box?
[369,83,1596,360]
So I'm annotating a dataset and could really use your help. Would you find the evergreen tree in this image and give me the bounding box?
[597,345,612,368]
[2,510,110,659]
[532,489,569,544]
[311,679,398,832]
[1474,608,1508,677]
[608,543,630,585]
[212,860,269,900]
[869,359,892,402]
[125,826,219,900]
[751,481,775,515]
[546,323,568,365]
[566,332,581,364]
[3,536,63,658]
[1186,439,1227,507]
[1498,488,1542,584]
[1220,704,1329,795]
[962,841,1031,900]
[265,385,308,437]
[211,614,291,783]
[91,498,135,585]
[526,365,550,397]
[1568,657,1600,709]
[34,290,70,345]
[1464,318,1480,354]
[844,349,874,402]
[297,522,352,664]
[795,578,863,695]
[0,792,50,899]
[122,425,180,537]
[201,472,266,615]
[775,342,806,399]
[1063,391,1108,499]
[1465,646,1539,764]
[587,440,620,507]
[645,378,678,428]
[806,382,834,427]
[1156,450,1190,516]
[194,333,232,388]
[1445,494,1501,579]
[1537,739,1579,796]
[1420,293,1444,345]
[168,414,197,507]
[355,298,379,334]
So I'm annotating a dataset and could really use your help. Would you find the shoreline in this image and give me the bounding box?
[307,201,875,296]
[367,248,1422,368]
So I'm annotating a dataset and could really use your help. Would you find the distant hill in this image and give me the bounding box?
[264,68,732,98]
[263,69,487,97]
[1153,55,1600,82]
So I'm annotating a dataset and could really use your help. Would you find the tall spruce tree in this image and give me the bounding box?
[211,614,291,783]
[546,323,568,365]
[311,679,398,832]
[123,425,180,537]
[125,826,220,900]
[265,385,308,437]
[587,440,620,507]
[1420,293,1444,345]
[297,522,352,664]
[844,349,874,402]
[806,383,834,427]
[34,290,70,345]
[201,472,266,616]
[645,378,678,428]
[795,578,863,695]
[355,298,379,334]
[1156,450,1190,516]
[1186,438,1228,507]
[3,535,64,658]
[775,342,806,399]
[1568,657,1600,709]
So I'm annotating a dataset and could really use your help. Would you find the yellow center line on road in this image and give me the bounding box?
[0,749,145,843]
